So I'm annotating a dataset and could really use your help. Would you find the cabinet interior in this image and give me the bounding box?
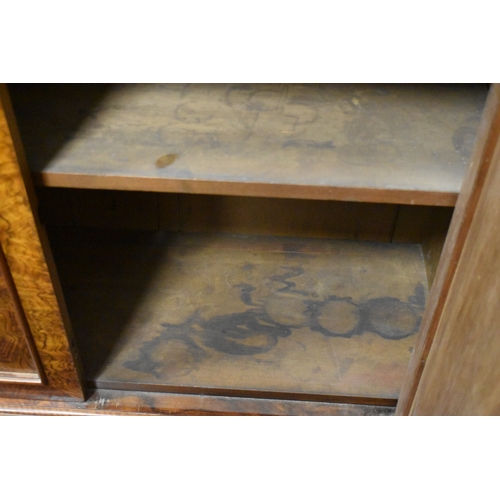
[7,83,487,406]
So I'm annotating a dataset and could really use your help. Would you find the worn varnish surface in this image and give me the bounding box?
[0,246,39,379]
[9,84,487,206]
[50,229,427,402]
[0,85,84,397]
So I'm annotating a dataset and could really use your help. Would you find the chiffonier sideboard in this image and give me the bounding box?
[0,83,499,415]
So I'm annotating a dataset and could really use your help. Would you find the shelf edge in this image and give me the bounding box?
[33,172,458,207]
[90,380,399,407]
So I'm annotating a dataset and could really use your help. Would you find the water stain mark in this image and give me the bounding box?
[174,102,214,124]
[123,267,426,377]
[155,154,179,168]
[452,125,479,157]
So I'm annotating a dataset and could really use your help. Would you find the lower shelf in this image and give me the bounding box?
[49,229,427,404]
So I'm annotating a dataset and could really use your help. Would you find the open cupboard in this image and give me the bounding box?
[0,83,498,415]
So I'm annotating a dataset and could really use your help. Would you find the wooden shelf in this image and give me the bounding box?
[10,84,487,206]
[49,228,428,404]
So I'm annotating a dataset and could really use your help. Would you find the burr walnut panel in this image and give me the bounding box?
[0,245,40,382]
[0,85,83,397]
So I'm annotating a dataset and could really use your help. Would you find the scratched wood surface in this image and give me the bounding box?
[9,84,487,206]
[0,245,39,379]
[49,228,427,402]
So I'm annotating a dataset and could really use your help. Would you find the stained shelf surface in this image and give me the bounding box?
[10,84,488,206]
[50,229,428,403]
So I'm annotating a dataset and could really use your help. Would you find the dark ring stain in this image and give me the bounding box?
[122,270,426,376]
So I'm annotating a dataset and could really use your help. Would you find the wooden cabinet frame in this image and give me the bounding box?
[0,85,84,400]
[0,83,499,415]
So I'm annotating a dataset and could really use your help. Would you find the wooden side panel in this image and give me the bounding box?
[397,83,500,415]
[0,85,84,398]
[410,121,500,415]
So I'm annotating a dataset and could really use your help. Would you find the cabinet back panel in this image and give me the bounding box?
[38,188,400,242]
[177,195,398,241]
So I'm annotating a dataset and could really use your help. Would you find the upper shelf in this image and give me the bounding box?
[9,84,488,206]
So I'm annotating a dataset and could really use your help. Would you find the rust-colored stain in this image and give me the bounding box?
[155,154,178,168]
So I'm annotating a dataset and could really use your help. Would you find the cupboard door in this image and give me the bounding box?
[408,107,500,415]
[0,85,84,399]
[397,84,500,415]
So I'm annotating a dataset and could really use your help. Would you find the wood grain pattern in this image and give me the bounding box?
[410,117,500,415]
[0,85,84,398]
[396,83,500,415]
[9,84,487,206]
[49,228,427,403]
[0,245,40,379]
[0,388,395,415]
